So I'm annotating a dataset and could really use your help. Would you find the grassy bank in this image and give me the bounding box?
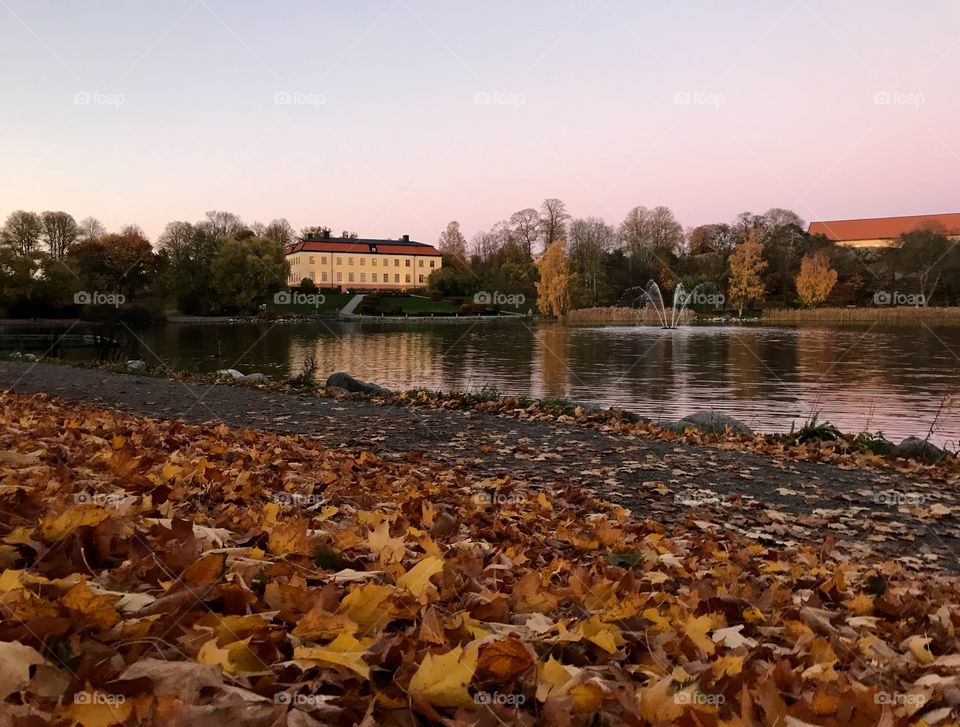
[762,306,960,324]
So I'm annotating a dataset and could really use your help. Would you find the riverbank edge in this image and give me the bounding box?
[563,306,960,325]
[9,355,958,477]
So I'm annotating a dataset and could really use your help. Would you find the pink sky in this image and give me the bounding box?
[1,1,958,243]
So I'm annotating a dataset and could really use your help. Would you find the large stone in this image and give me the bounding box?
[892,436,946,462]
[678,410,753,436]
[127,360,147,373]
[215,369,245,381]
[242,373,269,384]
[325,372,391,397]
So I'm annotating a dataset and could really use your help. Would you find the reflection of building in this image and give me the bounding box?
[808,213,960,249]
[285,233,442,291]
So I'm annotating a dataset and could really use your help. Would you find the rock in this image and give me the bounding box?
[656,420,685,433]
[678,410,752,436]
[325,372,391,397]
[127,360,147,373]
[22,353,38,362]
[9,352,22,360]
[325,385,352,397]
[892,436,946,462]
[242,373,269,384]
[215,369,245,381]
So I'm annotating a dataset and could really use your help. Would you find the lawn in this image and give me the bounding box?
[366,295,462,315]
[265,291,352,313]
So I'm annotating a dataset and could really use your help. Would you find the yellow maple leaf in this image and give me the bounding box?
[397,556,444,597]
[40,507,110,541]
[197,637,271,676]
[338,583,396,632]
[294,632,371,679]
[367,520,406,564]
[682,614,717,656]
[407,643,478,708]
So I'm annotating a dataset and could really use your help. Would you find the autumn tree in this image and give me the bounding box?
[0,211,43,256]
[77,216,106,242]
[727,230,767,316]
[509,208,541,258]
[211,236,289,312]
[40,211,79,259]
[568,217,615,306]
[263,218,295,247]
[795,250,838,307]
[66,227,158,300]
[536,239,573,316]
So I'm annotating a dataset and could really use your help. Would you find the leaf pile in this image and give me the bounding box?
[1,392,959,726]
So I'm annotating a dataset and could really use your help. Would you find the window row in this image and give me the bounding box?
[297,255,437,268]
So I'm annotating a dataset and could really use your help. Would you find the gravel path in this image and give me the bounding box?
[2,360,958,572]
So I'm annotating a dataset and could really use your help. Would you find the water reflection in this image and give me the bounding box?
[5,320,958,447]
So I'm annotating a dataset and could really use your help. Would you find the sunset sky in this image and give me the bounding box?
[1,1,958,244]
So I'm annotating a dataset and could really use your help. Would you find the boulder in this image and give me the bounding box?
[23,353,38,362]
[215,369,245,381]
[678,410,752,436]
[127,360,147,373]
[892,436,946,462]
[242,373,269,384]
[325,372,391,397]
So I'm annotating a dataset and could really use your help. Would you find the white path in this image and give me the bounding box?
[339,293,366,315]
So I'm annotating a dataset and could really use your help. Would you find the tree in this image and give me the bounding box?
[727,230,767,316]
[539,198,570,248]
[568,217,614,306]
[264,218,295,247]
[211,237,289,312]
[1,211,43,256]
[157,221,222,314]
[892,229,958,305]
[77,216,106,242]
[795,250,838,307]
[67,227,158,300]
[688,223,733,256]
[40,211,79,259]
[203,210,245,238]
[763,208,805,231]
[437,221,468,264]
[509,208,541,258]
[536,239,573,316]
[647,206,684,253]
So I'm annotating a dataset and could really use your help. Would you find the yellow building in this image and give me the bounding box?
[808,213,960,248]
[285,234,443,291]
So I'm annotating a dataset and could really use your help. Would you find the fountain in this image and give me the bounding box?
[639,280,704,329]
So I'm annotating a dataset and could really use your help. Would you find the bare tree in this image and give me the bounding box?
[539,198,570,248]
[509,208,541,258]
[647,206,684,253]
[77,216,106,242]
[763,208,805,232]
[264,218,295,246]
[437,221,467,263]
[619,206,651,260]
[1,211,43,256]
[203,210,245,238]
[568,217,614,305]
[40,211,79,259]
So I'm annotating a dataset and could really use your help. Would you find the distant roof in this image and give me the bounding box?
[286,236,441,257]
[808,213,960,241]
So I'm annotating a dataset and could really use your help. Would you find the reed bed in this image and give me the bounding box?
[566,306,694,324]
[762,306,960,324]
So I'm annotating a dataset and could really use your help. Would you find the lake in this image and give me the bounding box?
[5,319,959,448]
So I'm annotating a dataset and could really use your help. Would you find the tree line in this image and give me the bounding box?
[429,201,960,314]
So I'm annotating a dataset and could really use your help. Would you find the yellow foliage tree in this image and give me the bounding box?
[536,240,573,316]
[795,250,838,307]
[727,230,767,316]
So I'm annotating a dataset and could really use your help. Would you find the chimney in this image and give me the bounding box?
[401,234,409,242]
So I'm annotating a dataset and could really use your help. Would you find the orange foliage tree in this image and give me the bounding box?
[795,250,838,307]
[536,239,573,316]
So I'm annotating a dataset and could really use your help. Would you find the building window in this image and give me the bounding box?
[405,274,411,283]
[405,259,411,267]
[310,256,315,265]
[419,274,425,283]
[418,259,424,267]
[336,272,342,282]
[348,272,355,282]
[336,257,342,265]
[321,256,327,264]
[348,257,354,265]
[360,272,366,282]
[360,258,365,266]
[394,274,400,283]
[308,271,314,280]
[321,272,328,282]
[372,273,378,282]
[371,258,377,266]
[394,259,400,267]
[429,260,435,268]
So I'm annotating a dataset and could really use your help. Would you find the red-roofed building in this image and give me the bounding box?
[808,213,960,248]
[285,234,442,290]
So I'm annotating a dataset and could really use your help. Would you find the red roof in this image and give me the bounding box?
[286,239,441,257]
[808,213,960,241]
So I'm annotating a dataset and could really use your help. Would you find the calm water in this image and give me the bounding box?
[7,320,960,447]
